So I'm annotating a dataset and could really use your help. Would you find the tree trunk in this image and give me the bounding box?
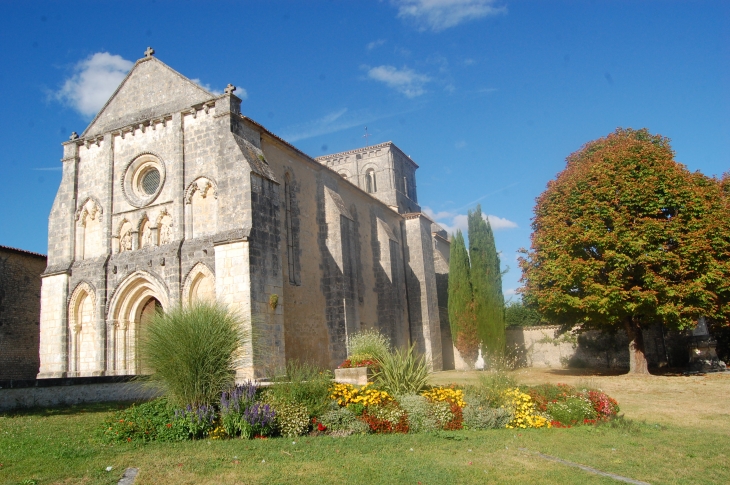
[625,317,650,375]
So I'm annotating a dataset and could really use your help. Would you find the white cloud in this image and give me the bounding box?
[366,65,430,98]
[367,39,386,50]
[55,52,134,117]
[393,0,507,32]
[189,78,236,98]
[281,108,391,143]
[423,206,517,234]
[487,214,518,230]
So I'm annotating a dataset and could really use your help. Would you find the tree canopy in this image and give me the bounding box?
[468,205,506,355]
[519,128,730,373]
[447,230,479,364]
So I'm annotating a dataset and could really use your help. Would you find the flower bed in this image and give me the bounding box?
[99,379,620,443]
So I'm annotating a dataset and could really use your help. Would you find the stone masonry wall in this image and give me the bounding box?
[0,247,46,380]
[507,324,689,370]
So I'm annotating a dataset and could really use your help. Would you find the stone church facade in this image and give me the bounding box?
[38,50,451,380]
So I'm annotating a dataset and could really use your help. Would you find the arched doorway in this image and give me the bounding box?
[107,271,169,375]
[137,297,162,374]
[68,282,98,376]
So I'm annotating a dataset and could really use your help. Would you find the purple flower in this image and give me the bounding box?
[221,381,259,415]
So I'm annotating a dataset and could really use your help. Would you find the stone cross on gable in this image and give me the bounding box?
[224,84,237,95]
[144,46,155,58]
[363,126,371,147]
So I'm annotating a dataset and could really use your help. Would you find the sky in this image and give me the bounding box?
[0,0,727,299]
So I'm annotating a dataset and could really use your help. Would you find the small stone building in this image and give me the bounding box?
[0,246,46,380]
[38,50,451,380]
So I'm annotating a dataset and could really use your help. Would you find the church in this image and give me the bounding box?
[37,49,453,380]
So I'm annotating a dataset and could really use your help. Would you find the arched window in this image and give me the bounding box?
[365,169,377,194]
[183,263,215,304]
[185,177,218,238]
[75,198,103,259]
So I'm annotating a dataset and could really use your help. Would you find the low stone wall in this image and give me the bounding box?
[506,324,689,370]
[0,376,161,412]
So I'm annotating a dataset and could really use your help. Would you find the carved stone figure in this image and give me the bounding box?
[159,221,171,245]
[141,224,152,248]
[120,230,132,253]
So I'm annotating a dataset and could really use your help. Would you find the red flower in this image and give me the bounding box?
[318,423,327,431]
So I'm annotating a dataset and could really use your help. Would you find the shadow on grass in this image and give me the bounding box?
[538,368,626,377]
[536,366,694,378]
[0,400,147,418]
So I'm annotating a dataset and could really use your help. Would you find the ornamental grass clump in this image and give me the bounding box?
[346,329,391,363]
[138,301,247,407]
[374,344,430,395]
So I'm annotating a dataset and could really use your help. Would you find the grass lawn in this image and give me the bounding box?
[1,368,728,485]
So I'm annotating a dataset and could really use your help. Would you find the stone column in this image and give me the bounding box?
[214,238,255,380]
[401,214,443,371]
[37,272,69,378]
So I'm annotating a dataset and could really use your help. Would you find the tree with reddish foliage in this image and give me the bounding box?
[519,128,730,374]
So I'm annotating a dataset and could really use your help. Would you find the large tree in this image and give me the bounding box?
[468,205,506,355]
[447,230,479,364]
[519,128,730,374]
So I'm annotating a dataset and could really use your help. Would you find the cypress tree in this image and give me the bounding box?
[468,205,505,356]
[447,230,479,364]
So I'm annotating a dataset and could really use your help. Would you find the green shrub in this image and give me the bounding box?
[374,344,430,395]
[347,329,391,362]
[463,370,516,408]
[319,407,369,435]
[429,401,454,428]
[272,402,310,437]
[264,360,333,418]
[139,301,247,407]
[397,394,439,433]
[546,396,597,425]
[462,398,513,430]
[99,398,189,443]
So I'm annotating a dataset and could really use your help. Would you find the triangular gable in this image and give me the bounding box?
[82,57,215,137]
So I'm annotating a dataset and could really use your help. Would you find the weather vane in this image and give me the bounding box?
[363,126,371,148]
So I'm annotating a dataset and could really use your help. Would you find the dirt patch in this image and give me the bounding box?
[431,368,730,431]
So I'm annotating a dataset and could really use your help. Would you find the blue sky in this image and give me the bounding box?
[0,0,727,299]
